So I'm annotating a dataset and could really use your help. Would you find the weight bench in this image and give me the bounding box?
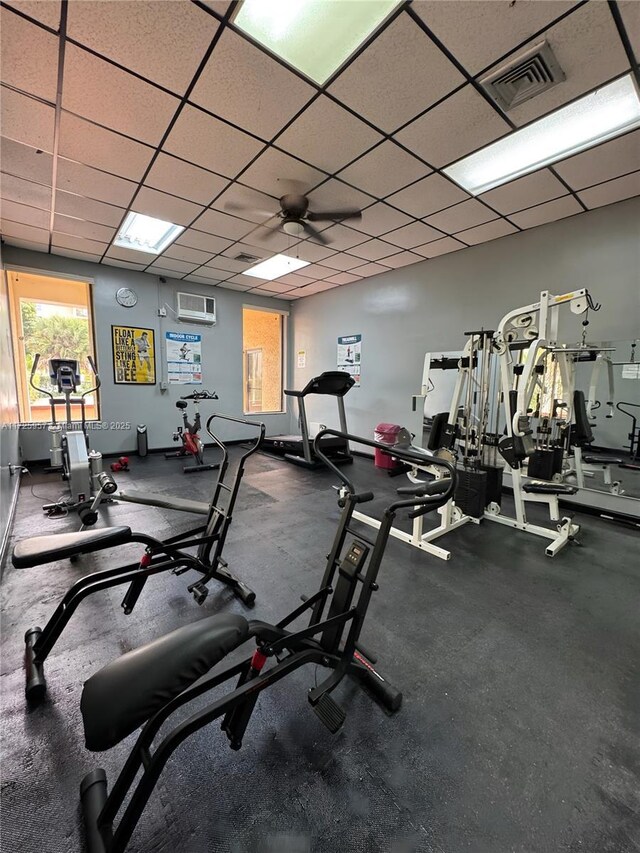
[118,491,210,515]
[13,526,132,569]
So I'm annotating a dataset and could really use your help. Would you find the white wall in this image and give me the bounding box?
[1,246,291,460]
[0,244,21,562]
[291,198,640,446]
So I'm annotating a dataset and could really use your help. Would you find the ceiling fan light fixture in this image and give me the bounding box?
[282,219,306,237]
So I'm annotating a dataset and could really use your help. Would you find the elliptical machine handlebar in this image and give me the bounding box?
[29,353,54,399]
[313,429,457,515]
[181,390,219,401]
[205,413,265,465]
[83,355,100,398]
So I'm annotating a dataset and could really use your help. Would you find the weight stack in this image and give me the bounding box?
[479,464,503,505]
[454,468,487,519]
[528,449,563,480]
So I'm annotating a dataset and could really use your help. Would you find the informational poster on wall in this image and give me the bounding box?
[112,326,156,384]
[337,334,361,387]
[297,350,306,368]
[166,331,202,384]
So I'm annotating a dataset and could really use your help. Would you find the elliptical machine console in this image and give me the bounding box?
[165,390,220,474]
[30,353,117,525]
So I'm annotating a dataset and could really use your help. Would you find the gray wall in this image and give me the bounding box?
[1,246,291,460]
[0,243,22,563]
[291,198,640,445]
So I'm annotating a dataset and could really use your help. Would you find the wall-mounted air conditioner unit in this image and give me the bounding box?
[176,292,216,326]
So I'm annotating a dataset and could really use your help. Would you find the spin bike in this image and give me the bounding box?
[30,353,117,526]
[76,431,456,853]
[165,390,219,473]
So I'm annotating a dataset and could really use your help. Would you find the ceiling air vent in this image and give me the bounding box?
[480,41,565,111]
[234,252,262,263]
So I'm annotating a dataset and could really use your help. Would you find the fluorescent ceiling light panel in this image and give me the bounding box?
[444,74,640,195]
[233,0,401,85]
[243,253,310,281]
[114,212,184,254]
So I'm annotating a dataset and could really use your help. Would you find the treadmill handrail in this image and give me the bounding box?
[283,371,355,399]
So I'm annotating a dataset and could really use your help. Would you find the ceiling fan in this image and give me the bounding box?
[225,192,362,245]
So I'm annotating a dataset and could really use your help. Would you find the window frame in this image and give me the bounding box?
[241,304,288,416]
[6,266,100,425]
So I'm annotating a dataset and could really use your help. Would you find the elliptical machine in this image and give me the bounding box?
[30,353,117,526]
[164,390,220,473]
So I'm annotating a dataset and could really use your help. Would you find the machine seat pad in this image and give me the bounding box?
[12,526,132,569]
[81,614,249,752]
[523,482,578,495]
[581,454,624,465]
[118,490,210,515]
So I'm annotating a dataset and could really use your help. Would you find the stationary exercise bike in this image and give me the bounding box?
[165,390,219,473]
[30,353,117,526]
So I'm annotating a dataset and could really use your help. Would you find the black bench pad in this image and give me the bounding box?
[523,482,578,495]
[118,490,210,515]
[582,455,624,465]
[81,613,249,752]
[12,526,132,569]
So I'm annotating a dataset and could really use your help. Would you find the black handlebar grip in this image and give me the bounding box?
[353,491,374,504]
[31,353,41,374]
[87,355,97,374]
[408,503,439,519]
[396,485,428,496]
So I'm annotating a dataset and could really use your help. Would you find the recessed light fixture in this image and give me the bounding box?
[444,74,640,196]
[242,253,310,281]
[114,212,184,254]
[233,0,401,85]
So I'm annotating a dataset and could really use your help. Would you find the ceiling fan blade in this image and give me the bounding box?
[224,201,276,218]
[307,208,362,223]
[302,221,330,245]
[240,214,281,241]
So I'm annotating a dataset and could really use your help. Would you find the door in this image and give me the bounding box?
[245,348,263,413]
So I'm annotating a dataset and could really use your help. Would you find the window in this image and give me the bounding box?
[242,307,284,414]
[7,270,98,423]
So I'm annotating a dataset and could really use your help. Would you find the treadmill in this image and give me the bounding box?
[263,371,355,469]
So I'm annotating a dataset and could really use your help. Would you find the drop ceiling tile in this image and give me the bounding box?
[283,287,310,298]
[55,192,124,228]
[509,195,582,229]
[350,261,391,278]
[414,0,575,75]
[479,169,567,215]
[164,104,264,178]
[315,253,362,272]
[395,85,511,169]
[1,173,50,209]
[324,272,362,285]
[276,272,314,288]
[133,186,203,227]
[164,244,213,266]
[175,229,232,255]
[62,44,179,145]
[190,27,315,140]
[204,256,250,274]
[211,184,277,223]
[2,199,49,228]
[2,236,48,251]
[0,220,49,243]
[192,208,254,241]
[238,147,326,198]
[147,257,198,275]
[337,140,430,199]
[414,235,465,258]
[53,214,115,242]
[348,239,400,262]
[192,266,233,282]
[295,280,340,295]
[57,158,137,207]
[387,173,468,218]
[66,0,217,95]
[1,89,55,151]
[254,281,296,294]
[307,179,375,216]
[281,292,301,300]
[59,113,153,181]
[287,239,336,261]
[578,173,640,209]
[455,217,518,245]
[274,95,382,174]
[51,246,101,263]
[329,13,464,133]
[104,245,156,265]
[506,3,631,126]
[619,2,640,58]
[220,241,265,261]
[184,274,224,285]
[425,199,497,233]
[351,202,412,237]
[4,1,62,29]
[146,153,228,206]
[384,220,443,249]
[51,231,108,255]
[0,137,52,185]
[0,13,59,101]
[144,266,185,280]
[553,130,640,191]
[241,227,296,253]
[218,281,253,291]
[293,263,336,281]
[378,250,423,268]
[227,273,269,287]
[101,257,147,270]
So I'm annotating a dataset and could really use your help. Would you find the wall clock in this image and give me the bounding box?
[116,287,138,308]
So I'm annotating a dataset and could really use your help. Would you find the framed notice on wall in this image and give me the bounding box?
[111,326,156,384]
[337,334,361,387]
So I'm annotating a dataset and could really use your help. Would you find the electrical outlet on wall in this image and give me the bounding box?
[158,307,167,317]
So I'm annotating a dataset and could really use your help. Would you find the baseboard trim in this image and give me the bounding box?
[0,470,22,577]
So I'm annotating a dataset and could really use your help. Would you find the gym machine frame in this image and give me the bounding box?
[12,414,265,703]
[77,431,457,853]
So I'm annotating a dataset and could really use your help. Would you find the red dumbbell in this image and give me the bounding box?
[110,456,130,472]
